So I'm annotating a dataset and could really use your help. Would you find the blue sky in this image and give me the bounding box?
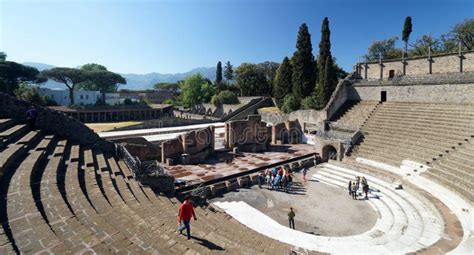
[1,0,472,74]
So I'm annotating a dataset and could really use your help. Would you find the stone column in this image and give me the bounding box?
[428,57,433,74]
[379,58,384,80]
[427,48,433,74]
[364,63,368,80]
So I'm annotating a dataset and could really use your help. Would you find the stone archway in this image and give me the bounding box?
[321,145,338,162]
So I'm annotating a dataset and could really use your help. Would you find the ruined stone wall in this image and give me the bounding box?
[161,126,214,165]
[224,115,269,152]
[271,120,303,144]
[161,137,183,163]
[358,51,474,80]
[113,137,160,161]
[324,72,357,120]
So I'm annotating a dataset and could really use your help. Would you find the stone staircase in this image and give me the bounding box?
[0,119,294,254]
[330,100,380,132]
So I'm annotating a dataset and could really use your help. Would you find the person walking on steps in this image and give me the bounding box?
[26,106,38,130]
[302,167,308,182]
[178,195,197,240]
[288,207,296,229]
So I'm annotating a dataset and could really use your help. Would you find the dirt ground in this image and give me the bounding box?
[210,166,378,236]
[86,121,143,132]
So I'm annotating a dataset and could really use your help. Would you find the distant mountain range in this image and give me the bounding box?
[23,62,217,90]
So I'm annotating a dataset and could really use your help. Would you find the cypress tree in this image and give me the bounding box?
[273,57,293,109]
[319,56,335,106]
[402,16,413,56]
[215,61,222,93]
[317,17,337,107]
[291,23,316,101]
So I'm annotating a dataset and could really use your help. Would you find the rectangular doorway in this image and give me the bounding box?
[389,70,395,79]
[381,91,387,102]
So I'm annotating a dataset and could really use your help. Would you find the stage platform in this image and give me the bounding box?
[166,144,316,188]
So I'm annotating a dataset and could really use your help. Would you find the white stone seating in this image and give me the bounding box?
[214,162,444,254]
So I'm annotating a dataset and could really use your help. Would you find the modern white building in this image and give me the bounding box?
[104,93,121,105]
[39,88,101,106]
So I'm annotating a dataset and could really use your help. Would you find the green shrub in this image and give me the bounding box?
[211,90,239,106]
[163,98,174,105]
[281,94,300,113]
[301,96,319,110]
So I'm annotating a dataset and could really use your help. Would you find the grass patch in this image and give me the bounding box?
[258,107,282,114]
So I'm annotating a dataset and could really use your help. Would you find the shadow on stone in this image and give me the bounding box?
[191,236,225,251]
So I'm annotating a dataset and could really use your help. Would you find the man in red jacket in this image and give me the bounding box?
[178,195,197,240]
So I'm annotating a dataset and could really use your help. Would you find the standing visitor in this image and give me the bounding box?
[285,173,293,193]
[257,172,264,188]
[363,183,370,200]
[351,180,358,200]
[288,207,296,229]
[348,180,352,196]
[302,167,308,182]
[178,195,197,240]
[26,106,38,130]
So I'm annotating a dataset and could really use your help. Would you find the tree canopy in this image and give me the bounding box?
[318,56,336,107]
[81,63,108,71]
[223,61,234,84]
[273,57,292,108]
[317,17,337,108]
[211,90,239,106]
[364,36,403,61]
[76,63,126,93]
[0,61,41,95]
[41,67,89,105]
[281,94,300,114]
[0,52,6,61]
[291,23,316,100]
[364,18,473,60]
[215,61,222,92]
[257,61,279,95]
[235,63,269,96]
[402,16,413,54]
[181,74,216,107]
[410,34,442,56]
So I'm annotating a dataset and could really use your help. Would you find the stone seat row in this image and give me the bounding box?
[331,101,379,131]
[423,140,474,204]
[0,125,292,254]
[356,133,460,163]
[364,115,474,132]
[360,134,459,161]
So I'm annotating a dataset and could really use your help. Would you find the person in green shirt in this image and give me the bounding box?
[288,207,296,229]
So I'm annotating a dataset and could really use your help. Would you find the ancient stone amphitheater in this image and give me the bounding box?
[0,52,473,254]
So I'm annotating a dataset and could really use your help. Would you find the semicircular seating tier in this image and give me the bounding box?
[0,118,295,254]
